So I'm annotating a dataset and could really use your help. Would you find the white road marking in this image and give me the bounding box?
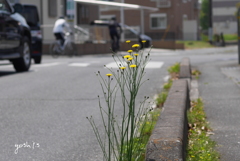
[105,61,127,68]
[34,62,61,67]
[69,63,90,67]
[0,65,13,68]
[145,62,164,68]
[163,75,170,82]
[105,61,164,69]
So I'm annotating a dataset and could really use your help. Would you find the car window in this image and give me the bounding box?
[20,5,39,27]
[0,0,11,12]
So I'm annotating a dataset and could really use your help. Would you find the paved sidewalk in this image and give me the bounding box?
[197,60,240,161]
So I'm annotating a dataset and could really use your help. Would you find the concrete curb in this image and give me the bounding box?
[146,58,192,161]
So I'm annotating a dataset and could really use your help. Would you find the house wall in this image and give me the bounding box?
[42,0,64,44]
[212,0,238,34]
[100,0,199,40]
[75,4,99,25]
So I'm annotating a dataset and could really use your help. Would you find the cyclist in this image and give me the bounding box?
[53,16,72,49]
[108,17,122,52]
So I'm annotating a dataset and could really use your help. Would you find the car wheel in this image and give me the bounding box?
[12,37,31,72]
[34,56,42,64]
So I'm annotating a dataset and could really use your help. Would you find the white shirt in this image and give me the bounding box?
[53,19,71,33]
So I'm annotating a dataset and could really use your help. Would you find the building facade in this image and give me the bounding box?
[100,0,200,40]
[212,0,239,35]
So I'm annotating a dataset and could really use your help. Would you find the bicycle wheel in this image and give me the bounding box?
[49,42,61,58]
[64,42,77,57]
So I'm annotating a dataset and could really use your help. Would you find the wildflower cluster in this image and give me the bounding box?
[88,40,152,161]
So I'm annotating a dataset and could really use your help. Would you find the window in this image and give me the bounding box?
[150,13,167,29]
[48,0,57,17]
[0,0,11,12]
[81,5,88,18]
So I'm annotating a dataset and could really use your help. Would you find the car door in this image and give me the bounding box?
[0,0,20,49]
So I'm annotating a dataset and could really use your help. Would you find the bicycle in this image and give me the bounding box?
[49,32,77,58]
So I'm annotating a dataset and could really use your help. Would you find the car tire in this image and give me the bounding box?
[34,56,42,64]
[12,36,31,72]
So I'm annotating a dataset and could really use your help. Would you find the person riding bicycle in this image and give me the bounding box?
[53,16,72,48]
[108,17,122,52]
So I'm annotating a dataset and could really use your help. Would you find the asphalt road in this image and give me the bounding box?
[0,46,238,161]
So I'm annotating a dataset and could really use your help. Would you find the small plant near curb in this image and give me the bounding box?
[155,91,168,108]
[187,99,220,161]
[192,69,201,80]
[167,62,180,79]
[155,63,177,108]
[163,79,173,90]
[122,108,161,161]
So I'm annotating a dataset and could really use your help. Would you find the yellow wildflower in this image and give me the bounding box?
[120,67,126,70]
[106,74,112,77]
[130,64,137,68]
[126,40,131,43]
[142,40,146,43]
[127,50,133,53]
[134,54,139,56]
[128,58,133,61]
[123,55,131,58]
[132,44,140,48]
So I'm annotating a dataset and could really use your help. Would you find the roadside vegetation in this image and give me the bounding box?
[177,33,237,50]
[176,40,214,49]
[201,33,238,42]
[126,108,161,160]
[223,34,238,42]
[187,99,220,161]
[155,62,179,108]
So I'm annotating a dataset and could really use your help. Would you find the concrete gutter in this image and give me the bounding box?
[146,57,192,161]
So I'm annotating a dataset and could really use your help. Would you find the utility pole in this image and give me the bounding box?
[120,0,125,42]
[208,0,212,44]
[238,8,240,64]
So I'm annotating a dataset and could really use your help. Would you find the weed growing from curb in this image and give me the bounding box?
[87,40,154,161]
[191,69,201,80]
[167,62,180,79]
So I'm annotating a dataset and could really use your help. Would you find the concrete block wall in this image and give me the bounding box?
[146,58,192,161]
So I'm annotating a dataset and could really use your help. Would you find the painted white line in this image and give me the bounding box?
[163,75,170,82]
[150,52,178,56]
[105,61,164,69]
[105,61,127,68]
[69,63,90,67]
[0,65,13,68]
[34,62,61,67]
[145,61,164,69]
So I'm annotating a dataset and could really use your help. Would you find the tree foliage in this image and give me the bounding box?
[200,0,209,30]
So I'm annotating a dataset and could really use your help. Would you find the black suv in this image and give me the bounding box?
[15,4,42,64]
[0,0,32,72]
